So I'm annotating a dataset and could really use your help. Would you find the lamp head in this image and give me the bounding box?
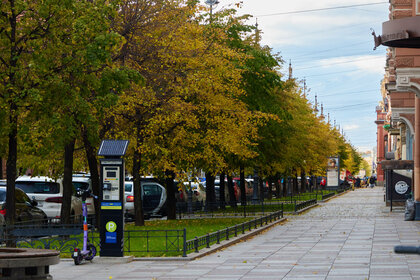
[205,0,219,5]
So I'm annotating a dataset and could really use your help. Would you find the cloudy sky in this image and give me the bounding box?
[207,0,389,153]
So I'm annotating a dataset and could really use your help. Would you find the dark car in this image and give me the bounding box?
[0,187,48,225]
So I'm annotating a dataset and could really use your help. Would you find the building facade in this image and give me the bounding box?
[375,0,420,216]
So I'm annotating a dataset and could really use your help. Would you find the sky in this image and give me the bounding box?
[206,0,389,153]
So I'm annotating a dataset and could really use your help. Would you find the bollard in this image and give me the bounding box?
[194,236,199,253]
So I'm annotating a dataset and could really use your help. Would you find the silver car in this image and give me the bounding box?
[124,180,167,219]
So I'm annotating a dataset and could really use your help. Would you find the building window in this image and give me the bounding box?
[417,0,420,15]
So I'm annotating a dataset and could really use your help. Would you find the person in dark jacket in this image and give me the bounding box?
[355,177,361,188]
[369,176,376,188]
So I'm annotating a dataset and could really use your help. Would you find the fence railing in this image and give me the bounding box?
[184,210,283,256]
[294,199,317,212]
[124,229,186,254]
[176,200,284,218]
[1,210,283,257]
[321,192,335,200]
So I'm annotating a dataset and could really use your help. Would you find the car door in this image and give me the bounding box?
[15,188,33,223]
[141,183,162,213]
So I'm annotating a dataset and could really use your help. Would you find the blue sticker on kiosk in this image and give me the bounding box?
[105,232,117,243]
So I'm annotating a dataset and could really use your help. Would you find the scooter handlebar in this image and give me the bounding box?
[394,245,420,254]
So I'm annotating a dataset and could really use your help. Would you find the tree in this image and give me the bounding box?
[0,0,78,231]
[111,0,256,222]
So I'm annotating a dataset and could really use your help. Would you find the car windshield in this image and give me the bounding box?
[125,183,132,192]
[73,182,89,191]
[16,181,59,194]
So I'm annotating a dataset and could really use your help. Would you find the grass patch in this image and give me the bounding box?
[272,190,335,202]
[24,217,254,258]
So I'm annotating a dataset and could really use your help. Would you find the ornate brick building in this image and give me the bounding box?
[375,0,420,217]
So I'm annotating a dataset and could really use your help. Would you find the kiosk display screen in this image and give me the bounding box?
[103,166,120,201]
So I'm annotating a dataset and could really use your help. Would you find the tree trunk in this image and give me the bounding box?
[282,177,287,197]
[227,174,236,207]
[240,165,246,206]
[275,174,280,198]
[205,172,216,210]
[0,157,3,179]
[133,146,144,226]
[82,127,100,227]
[61,139,75,224]
[259,177,264,201]
[301,170,306,193]
[219,172,226,209]
[293,173,298,194]
[268,177,273,200]
[5,111,17,247]
[165,169,176,220]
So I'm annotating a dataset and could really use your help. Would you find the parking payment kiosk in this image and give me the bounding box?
[98,140,129,257]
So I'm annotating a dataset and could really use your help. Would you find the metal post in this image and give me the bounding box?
[182,228,187,257]
[252,169,259,203]
[194,237,199,253]
[390,170,393,212]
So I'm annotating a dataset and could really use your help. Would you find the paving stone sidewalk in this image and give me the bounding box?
[51,187,420,280]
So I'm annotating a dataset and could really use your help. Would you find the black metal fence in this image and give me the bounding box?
[176,200,285,218]
[184,210,283,256]
[0,210,283,257]
[124,229,186,254]
[321,192,336,200]
[294,199,317,212]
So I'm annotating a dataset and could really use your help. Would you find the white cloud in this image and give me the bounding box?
[343,124,360,130]
[356,146,375,153]
[318,55,385,74]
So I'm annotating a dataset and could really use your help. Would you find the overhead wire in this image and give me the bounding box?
[294,56,384,71]
[256,2,388,17]
[318,89,379,97]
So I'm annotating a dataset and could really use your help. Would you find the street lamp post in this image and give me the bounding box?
[205,0,219,23]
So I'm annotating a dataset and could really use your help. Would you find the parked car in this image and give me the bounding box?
[15,176,82,220]
[0,187,47,224]
[72,174,95,215]
[124,179,167,219]
[0,211,4,226]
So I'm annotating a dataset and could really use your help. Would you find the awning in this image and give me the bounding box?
[373,16,420,49]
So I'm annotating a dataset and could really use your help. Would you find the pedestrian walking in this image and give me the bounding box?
[369,176,376,188]
[320,177,326,189]
[355,177,361,188]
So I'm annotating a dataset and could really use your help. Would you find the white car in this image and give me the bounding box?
[16,176,82,220]
[124,180,167,219]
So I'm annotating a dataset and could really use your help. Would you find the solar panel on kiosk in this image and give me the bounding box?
[97,140,129,157]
